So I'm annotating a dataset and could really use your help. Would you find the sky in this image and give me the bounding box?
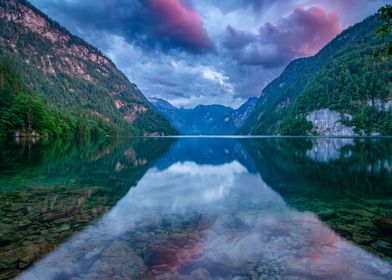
[30,0,388,109]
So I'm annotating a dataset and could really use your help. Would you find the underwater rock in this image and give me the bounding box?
[375,217,392,232]
[18,244,42,269]
[84,247,104,260]
[87,241,146,279]
[352,233,375,245]
[144,246,178,267]
[0,269,21,280]
[371,240,392,256]
[187,268,213,280]
[101,242,124,257]
[56,223,71,232]
[346,209,374,218]
[318,209,337,220]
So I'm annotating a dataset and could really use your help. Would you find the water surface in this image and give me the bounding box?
[0,137,391,279]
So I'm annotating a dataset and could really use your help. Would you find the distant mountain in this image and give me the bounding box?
[0,0,177,136]
[150,97,258,135]
[239,14,392,136]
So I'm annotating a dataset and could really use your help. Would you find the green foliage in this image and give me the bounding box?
[134,110,178,136]
[280,116,313,136]
[290,33,391,135]
[375,5,392,56]
[0,58,122,138]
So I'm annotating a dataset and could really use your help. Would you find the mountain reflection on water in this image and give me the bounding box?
[0,137,391,279]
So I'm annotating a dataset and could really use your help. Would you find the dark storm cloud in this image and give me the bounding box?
[147,76,180,88]
[223,6,340,68]
[148,0,214,51]
[34,0,214,53]
[165,91,188,98]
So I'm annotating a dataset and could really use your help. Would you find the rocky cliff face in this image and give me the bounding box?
[306,109,355,136]
[0,0,176,136]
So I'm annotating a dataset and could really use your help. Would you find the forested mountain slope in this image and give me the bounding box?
[0,0,177,137]
[240,14,391,136]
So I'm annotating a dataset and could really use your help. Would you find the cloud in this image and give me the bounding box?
[147,76,180,88]
[272,6,340,56]
[224,6,341,68]
[148,0,214,51]
[30,0,386,108]
[208,0,288,15]
[32,0,213,53]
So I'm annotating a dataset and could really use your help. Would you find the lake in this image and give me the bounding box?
[0,137,391,279]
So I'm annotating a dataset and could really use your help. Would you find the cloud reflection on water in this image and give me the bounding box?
[17,139,392,280]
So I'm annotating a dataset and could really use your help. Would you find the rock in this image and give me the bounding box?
[0,236,14,246]
[18,218,32,228]
[151,264,171,275]
[0,261,12,271]
[306,109,355,137]
[370,260,391,275]
[332,224,355,234]
[88,245,146,278]
[371,240,392,256]
[355,220,374,228]
[86,258,146,279]
[84,247,104,260]
[375,217,392,232]
[168,233,188,248]
[56,223,71,232]
[39,212,66,223]
[256,262,284,280]
[101,241,134,258]
[18,244,41,269]
[0,269,21,280]
[54,218,71,225]
[339,215,356,223]
[188,268,213,280]
[0,248,23,266]
[346,209,374,218]
[317,209,337,220]
[352,233,374,245]
[145,246,178,267]
[197,219,212,231]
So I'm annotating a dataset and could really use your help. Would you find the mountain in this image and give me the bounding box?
[150,97,258,135]
[0,0,177,137]
[228,97,259,129]
[239,14,392,136]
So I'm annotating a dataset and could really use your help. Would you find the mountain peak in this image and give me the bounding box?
[149,97,176,110]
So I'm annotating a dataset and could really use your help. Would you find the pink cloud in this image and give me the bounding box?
[263,6,341,57]
[224,6,341,67]
[148,0,214,51]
